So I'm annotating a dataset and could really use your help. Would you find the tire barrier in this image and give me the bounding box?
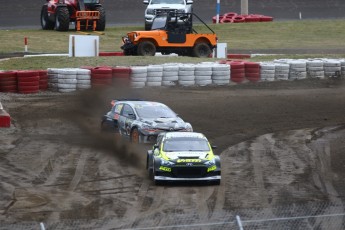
[212,63,231,85]
[341,60,345,78]
[17,70,40,94]
[178,64,195,86]
[162,63,179,86]
[226,61,245,83]
[306,60,324,79]
[47,68,59,91]
[3,58,345,93]
[91,67,113,87]
[76,68,91,90]
[0,71,17,93]
[288,60,307,80]
[130,66,147,88]
[213,12,273,24]
[323,59,341,78]
[38,70,48,91]
[244,62,260,82]
[260,62,276,81]
[0,105,11,128]
[112,67,131,87]
[194,63,213,86]
[274,63,290,81]
[146,65,163,87]
[58,68,78,93]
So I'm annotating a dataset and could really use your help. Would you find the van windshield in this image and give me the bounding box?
[151,15,167,30]
[151,0,185,4]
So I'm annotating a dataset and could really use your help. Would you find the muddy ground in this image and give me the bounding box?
[1,78,345,229]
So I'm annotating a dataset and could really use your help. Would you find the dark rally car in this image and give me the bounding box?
[101,99,193,143]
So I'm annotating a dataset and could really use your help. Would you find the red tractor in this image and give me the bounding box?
[40,0,106,31]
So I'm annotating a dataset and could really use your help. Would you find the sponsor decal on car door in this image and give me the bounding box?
[119,104,136,137]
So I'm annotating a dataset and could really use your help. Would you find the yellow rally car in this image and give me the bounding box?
[146,132,221,185]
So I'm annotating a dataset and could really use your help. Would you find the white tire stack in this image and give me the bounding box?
[162,64,179,86]
[58,68,77,93]
[194,63,213,86]
[76,68,91,89]
[211,64,230,85]
[146,65,163,87]
[341,59,345,78]
[178,64,195,86]
[274,63,289,81]
[323,59,341,78]
[130,66,147,88]
[47,68,59,91]
[306,60,324,79]
[260,62,275,81]
[288,60,307,80]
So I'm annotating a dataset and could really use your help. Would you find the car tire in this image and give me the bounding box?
[137,41,156,56]
[192,42,212,58]
[130,128,140,143]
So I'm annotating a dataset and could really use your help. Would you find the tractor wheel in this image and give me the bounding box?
[41,6,54,30]
[192,42,212,58]
[95,6,106,31]
[55,7,70,31]
[137,41,156,56]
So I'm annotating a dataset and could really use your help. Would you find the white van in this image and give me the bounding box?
[143,0,193,30]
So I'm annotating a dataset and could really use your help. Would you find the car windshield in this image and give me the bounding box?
[135,104,177,119]
[163,138,210,152]
[151,0,185,4]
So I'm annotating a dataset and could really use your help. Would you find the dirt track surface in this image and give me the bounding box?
[1,78,345,229]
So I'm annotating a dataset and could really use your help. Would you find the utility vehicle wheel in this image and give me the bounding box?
[137,41,156,56]
[192,42,212,58]
[55,7,70,31]
[95,6,106,31]
[130,128,140,143]
[41,6,54,30]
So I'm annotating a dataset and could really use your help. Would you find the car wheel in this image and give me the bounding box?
[145,22,151,31]
[95,6,106,31]
[130,128,140,143]
[137,41,156,56]
[192,42,212,58]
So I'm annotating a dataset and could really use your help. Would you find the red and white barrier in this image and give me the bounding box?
[0,102,11,128]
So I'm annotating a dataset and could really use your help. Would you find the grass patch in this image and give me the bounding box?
[0,19,345,70]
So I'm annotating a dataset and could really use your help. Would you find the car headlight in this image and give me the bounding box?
[204,158,215,166]
[146,9,154,15]
[161,159,175,166]
[177,9,185,14]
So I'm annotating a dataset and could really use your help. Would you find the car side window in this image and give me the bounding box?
[122,104,135,118]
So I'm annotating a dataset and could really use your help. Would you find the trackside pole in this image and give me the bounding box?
[216,0,220,23]
[236,215,244,230]
[24,37,28,52]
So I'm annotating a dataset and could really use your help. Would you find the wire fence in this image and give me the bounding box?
[1,201,344,230]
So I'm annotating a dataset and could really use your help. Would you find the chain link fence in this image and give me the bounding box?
[1,201,344,230]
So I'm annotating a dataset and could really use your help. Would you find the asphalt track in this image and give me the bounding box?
[1,0,345,29]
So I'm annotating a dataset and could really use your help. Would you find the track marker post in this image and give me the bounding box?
[24,37,28,52]
[216,0,220,24]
